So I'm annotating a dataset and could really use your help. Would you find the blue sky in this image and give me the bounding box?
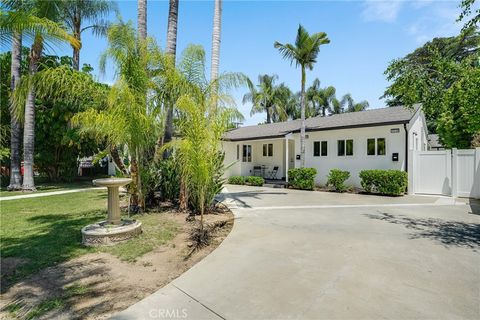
[18,0,469,125]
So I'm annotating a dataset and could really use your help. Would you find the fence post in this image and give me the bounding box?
[408,150,415,195]
[475,148,480,199]
[451,148,458,198]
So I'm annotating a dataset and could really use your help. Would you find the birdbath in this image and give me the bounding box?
[93,178,132,225]
[81,177,142,246]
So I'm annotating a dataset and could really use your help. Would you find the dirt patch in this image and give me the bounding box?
[0,210,233,320]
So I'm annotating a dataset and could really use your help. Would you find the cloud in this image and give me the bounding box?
[362,0,404,23]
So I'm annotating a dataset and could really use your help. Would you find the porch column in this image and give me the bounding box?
[285,137,289,183]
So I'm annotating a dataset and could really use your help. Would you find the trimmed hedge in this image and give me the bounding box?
[326,169,350,192]
[288,168,317,190]
[245,176,264,186]
[359,170,408,196]
[228,176,245,185]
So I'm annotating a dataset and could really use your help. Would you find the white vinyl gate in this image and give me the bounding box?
[409,148,480,199]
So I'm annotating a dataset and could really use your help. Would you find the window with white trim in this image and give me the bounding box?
[338,139,353,156]
[242,145,252,162]
[313,141,328,157]
[262,143,273,157]
[367,138,386,156]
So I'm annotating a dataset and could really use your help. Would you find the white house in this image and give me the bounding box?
[222,105,428,187]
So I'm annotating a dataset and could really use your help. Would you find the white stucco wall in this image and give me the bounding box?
[407,109,428,151]
[293,124,407,187]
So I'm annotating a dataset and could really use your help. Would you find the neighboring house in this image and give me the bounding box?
[428,134,444,150]
[222,105,428,187]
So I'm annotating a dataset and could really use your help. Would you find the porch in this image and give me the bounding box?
[223,136,295,183]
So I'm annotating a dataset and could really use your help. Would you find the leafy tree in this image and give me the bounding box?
[306,78,338,117]
[1,0,80,190]
[383,29,480,148]
[243,74,290,123]
[340,93,369,113]
[61,0,117,70]
[459,0,479,30]
[274,25,330,167]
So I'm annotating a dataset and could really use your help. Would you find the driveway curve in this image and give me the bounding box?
[114,185,480,320]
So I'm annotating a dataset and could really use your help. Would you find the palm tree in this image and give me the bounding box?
[61,0,116,70]
[1,2,80,190]
[306,78,337,117]
[243,74,290,123]
[341,93,369,113]
[161,0,180,160]
[137,0,147,40]
[210,0,221,83]
[7,31,22,190]
[329,98,343,115]
[274,25,329,167]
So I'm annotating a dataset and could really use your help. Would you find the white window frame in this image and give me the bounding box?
[367,138,386,156]
[337,139,353,157]
[262,143,273,157]
[242,144,252,162]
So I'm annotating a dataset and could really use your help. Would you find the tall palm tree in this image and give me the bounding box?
[137,0,147,40]
[306,78,337,117]
[210,0,221,83]
[61,0,116,70]
[243,74,289,123]
[329,98,343,115]
[7,31,22,190]
[274,25,329,167]
[1,2,80,190]
[161,0,179,160]
[341,93,369,113]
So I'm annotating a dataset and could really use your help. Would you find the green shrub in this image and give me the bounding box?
[245,176,264,186]
[288,168,317,190]
[359,170,408,196]
[228,176,245,185]
[326,169,350,192]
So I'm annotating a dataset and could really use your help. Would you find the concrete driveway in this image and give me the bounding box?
[115,185,480,320]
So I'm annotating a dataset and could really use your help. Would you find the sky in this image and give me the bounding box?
[8,0,468,125]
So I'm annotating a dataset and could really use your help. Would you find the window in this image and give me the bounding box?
[262,143,273,157]
[338,139,353,156]
[377,138,386,155]
[236,144,240,160]
[321,141,328,156]
[367,138,386,156]
[242,145,252,162]
[313,141,320,157]
[367,139,375,155]
[337,140,345,156]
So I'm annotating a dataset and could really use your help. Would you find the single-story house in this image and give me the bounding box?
[427,134,444,150]
[222,104,428,187]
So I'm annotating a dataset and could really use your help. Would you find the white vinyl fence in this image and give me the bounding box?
[408,148,480,199]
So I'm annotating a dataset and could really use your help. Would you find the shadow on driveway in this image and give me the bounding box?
[224,190,287,208]
[364,211,480,250]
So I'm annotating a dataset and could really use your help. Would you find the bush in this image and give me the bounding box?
[228,176,245,185]
[359,170,408,196]
[288,168,317,190]
[326,169,350,192]
[245,176,264,186]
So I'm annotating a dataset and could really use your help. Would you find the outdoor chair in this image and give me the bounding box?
[253,166,262,176]
[267,166,279,179]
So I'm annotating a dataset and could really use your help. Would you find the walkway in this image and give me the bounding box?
[0,187,105,201]
[114,185,480,319]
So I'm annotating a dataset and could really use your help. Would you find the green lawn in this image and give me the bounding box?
[0,178,99,197]
[0,190,180,285]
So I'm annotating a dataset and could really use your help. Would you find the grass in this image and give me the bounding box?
[1,190,180,285]
[0,177,100,197]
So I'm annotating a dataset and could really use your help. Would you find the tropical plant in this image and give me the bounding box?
[306,78,338,117]
[137,0,147,40]
[243,74,291,123]
[274,25,330,167]
[61,0,117,70]
[1,1,81,190]
[340,93,369,113]
[326,169,350,192]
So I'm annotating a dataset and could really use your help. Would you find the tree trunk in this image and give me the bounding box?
[22,37,43,191]
[72,10,81,70]
[156,0,179,161]
[8,31,23,190]
[300,66,306,168]
[137,0,147,40]
[266,106,272,123]
[210,0,222,83]
[110,145,128,174]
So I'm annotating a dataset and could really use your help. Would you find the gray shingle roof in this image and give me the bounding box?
[224,105,419,141]
[428,134,443,148]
